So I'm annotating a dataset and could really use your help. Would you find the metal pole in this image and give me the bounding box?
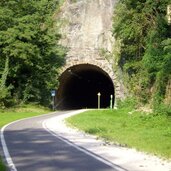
[97,92,101,109]
[51,90,56,111]
[52,96,55,110]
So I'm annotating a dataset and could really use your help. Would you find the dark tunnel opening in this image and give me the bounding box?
[56,64,115,110]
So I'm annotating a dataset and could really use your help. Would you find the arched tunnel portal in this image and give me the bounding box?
[56,64,115,109]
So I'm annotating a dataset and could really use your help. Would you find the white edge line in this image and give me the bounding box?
[0,110,60,171]
[42,110,125,171]
[1,123,17,171]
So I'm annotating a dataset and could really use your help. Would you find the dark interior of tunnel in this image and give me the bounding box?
[56,64,115,110]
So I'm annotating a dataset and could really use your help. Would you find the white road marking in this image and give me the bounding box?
[1,123,18,171]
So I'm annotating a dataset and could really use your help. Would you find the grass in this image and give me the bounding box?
[67,109,171,159]
[0,104,51,128]
[0,158,6,171]
[0,104,51,171]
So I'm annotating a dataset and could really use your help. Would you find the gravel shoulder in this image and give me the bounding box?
[44,109,171,171]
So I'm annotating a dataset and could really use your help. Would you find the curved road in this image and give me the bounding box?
[1,111,123,171]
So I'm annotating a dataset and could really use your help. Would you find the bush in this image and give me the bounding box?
[117,97,137,110]
[153,103,171,116]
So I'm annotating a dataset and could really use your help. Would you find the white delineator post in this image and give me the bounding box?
[110,94,113,109]
[97,92,101,109]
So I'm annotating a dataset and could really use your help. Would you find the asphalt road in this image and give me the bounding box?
[1,111,122,171]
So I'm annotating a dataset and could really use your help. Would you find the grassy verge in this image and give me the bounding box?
[0,104,51,171]
[0,158,6,171]
[67,109,171,159]
[0,104,51,128]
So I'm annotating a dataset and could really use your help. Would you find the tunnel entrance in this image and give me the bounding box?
[56,64,115,109]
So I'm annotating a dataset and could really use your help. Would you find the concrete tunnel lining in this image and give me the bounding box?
[56,64,115,109]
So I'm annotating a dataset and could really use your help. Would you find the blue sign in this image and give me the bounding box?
[51,90,56,97]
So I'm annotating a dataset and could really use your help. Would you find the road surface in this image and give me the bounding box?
[1,111,125,171]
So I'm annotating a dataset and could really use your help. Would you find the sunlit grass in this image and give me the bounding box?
[0,104,51,128]
[67,109,171,159]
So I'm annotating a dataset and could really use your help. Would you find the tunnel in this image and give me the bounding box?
[56,64,115,109]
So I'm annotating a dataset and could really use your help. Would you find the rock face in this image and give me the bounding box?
[59,0,115,53]
[57,0,124,107]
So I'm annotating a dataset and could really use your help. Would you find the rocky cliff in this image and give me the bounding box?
[58,0,116,59]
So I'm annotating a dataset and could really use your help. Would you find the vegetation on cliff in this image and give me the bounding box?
[112,0,171,114]
[0,0,66,108]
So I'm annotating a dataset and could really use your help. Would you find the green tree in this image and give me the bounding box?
[0,0,65,107]
[113,0,171,107]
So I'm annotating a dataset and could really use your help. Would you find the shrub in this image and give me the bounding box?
[117,97,137,110]
[153,103,171,116]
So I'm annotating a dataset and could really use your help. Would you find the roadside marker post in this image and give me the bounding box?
[51,90,56,110]
[110,94,113,109]
[97,92,101,109]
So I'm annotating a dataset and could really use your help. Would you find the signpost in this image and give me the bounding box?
[97,92,101,109]
[51,90,56,110]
